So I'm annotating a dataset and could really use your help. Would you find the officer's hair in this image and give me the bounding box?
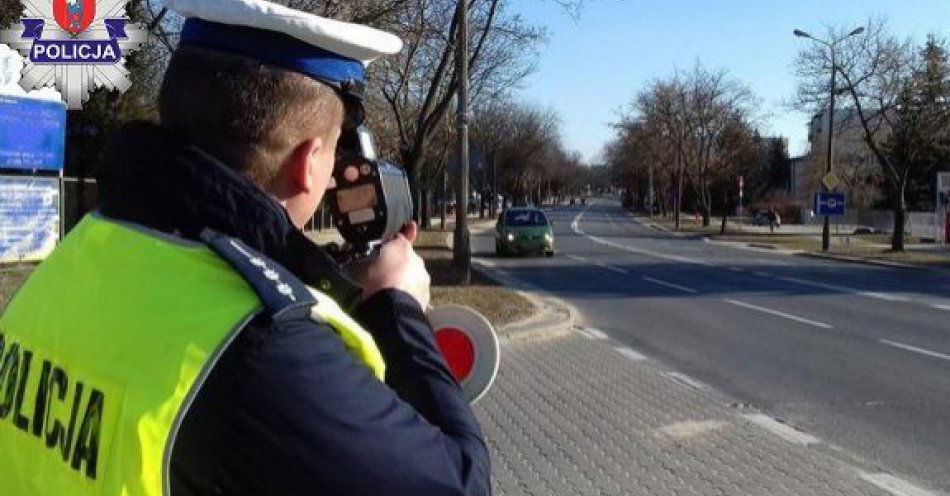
[158,46,344,189]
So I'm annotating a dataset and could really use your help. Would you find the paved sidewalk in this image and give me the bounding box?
[473,327,924,495]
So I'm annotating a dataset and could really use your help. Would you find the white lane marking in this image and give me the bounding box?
[930,303,950,312]
[742,414,821,446]
[722,299,833,329]
[779,276,910,303]
[585,327,608,340]
[752,271,773,278]
[572,210,712,266]
[566,252,628,274]
[642,276,699,294]
[614,346,648,361]
[727,266,744,273]
[573,209,923,308]
[663,371,710,391]
[860,472,937,496]
[594,262,629,274]
[570,212,582,233]
[862,292,911,302]
[576,328,595,339]
[879,339,950,362]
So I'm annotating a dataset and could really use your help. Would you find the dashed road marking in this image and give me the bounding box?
[642,276,699,294]
[572,210,712,266]
[663,371,710,391]
[862,292,911,302]
[477,258,499,267]
[930,303,950,312]
[566,254,588,263]
[594,262,629,274]
[879,339,950,362]
[778,276,910,303]
[573,209,931,312]
[614,346,648,361]
[860,472,937,496]
[723,298,833,329]
[752,271,773,278]
[584,327,608,339]
[742,414,821,446]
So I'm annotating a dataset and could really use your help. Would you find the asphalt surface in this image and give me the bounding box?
[473,197,950,492]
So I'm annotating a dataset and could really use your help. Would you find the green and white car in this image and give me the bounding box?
[495,207,554,257]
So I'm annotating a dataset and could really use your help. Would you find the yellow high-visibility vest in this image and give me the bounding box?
[0,214,384,496]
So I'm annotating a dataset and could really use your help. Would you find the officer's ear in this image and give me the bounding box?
[286,136,325,193]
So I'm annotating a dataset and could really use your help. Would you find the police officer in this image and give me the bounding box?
[0,0,491,494]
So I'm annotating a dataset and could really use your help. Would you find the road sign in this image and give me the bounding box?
[814,192,846,216]
[0,95,66,171]
[821,171,841,191]
[0,176,60,262]
[429,305,499,404]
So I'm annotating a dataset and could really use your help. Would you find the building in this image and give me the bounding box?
[805,107,884,210]
[788,155,809,200]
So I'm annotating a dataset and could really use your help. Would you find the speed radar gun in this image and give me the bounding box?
[327,126,500,404]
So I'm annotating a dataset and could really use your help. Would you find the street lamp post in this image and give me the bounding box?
[453,0,471,281]
[793,26,864,252]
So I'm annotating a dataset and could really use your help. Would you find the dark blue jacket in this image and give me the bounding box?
[97,122,491,496]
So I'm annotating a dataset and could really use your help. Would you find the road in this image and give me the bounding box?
[474,197,950,492]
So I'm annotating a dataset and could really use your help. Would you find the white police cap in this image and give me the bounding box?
[166,0,402,90]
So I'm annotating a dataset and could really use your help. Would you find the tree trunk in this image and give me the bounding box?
[421,187,431,229]
[720,188,728,234]
[674,167,684,230]
[440,167,447,230]
[701,179,711,227]
[479,187,485,218]
[891,182,907,251]
[402,140,427,223]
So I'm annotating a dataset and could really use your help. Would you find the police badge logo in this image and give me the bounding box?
[0,0,148,109]
[54,0,96,35]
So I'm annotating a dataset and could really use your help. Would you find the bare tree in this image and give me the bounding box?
[794,20,923,249]
[682,64,757,226]
[471,100,567,206]
[375,0,544,222]
[618,67,758,228]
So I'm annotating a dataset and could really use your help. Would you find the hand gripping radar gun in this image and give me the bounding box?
[327,126,499,404]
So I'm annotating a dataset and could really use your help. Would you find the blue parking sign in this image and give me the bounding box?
[0,95,67,171]
[815,192,846,216]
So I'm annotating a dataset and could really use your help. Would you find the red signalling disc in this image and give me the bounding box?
[435,327,476,381]
[428,305,500,404]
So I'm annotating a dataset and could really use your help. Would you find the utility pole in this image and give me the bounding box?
[453,0,471,281]
[794,26,864,252]
[823,51,837,252]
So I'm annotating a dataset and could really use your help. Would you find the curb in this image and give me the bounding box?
[701,237,803,256]
[633,218,716,239]
[469,261,580,342]
[797,251,928,271]
[703,237,950,274]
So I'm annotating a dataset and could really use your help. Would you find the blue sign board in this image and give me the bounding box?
[815,192,846,216]
[0,95,67,171]
[0,176,60,263]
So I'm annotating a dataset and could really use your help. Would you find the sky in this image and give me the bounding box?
[510,0,950,163]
